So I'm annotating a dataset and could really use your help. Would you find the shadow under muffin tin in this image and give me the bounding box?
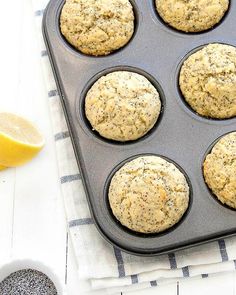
[43,0,236,256]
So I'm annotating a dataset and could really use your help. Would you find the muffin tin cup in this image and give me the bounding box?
[43,0,236,256]
[202,131,236,212]
[176,42,236,122]
[104,153,193,238]
[77,65,165,146]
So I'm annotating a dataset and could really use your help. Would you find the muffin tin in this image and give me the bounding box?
[42,0,236,256]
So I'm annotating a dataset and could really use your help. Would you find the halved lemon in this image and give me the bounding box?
[0,112,45,167]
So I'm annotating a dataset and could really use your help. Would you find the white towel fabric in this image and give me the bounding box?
[32,0,236,294]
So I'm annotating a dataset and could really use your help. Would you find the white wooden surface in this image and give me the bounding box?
[0,1,235,294]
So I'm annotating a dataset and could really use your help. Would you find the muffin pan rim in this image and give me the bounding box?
[42,0,236,256]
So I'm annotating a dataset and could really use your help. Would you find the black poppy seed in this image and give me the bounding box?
[0,269,57,295]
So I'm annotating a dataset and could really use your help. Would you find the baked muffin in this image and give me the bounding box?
[109,156,190,233]
[156,0,229,33]
[60,0,135,56]
[203,132,236,209]
[179,43,236,119]
[85,71,161,141]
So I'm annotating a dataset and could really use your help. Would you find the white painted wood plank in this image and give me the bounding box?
[0,0,21,112]
[0,0,22,266]
[1,0,68,289]
[0,169,16,264]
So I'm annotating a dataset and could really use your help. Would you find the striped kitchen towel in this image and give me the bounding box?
[33,0,236,294]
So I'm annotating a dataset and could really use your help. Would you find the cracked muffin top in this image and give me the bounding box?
[108,156,190,234]
[203,132,236,209]
[179,43,236,119]
[60,0,135,56]
[156,0,229,33]
[85,71,161,142]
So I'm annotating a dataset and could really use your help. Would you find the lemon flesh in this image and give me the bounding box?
[0,112,44,167]
[0,165,6,171]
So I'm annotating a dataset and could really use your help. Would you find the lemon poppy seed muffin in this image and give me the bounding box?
[156,0,229,33]
[60,0,135,56]
[179,43,236,119]
[109,156,190,234]
[203,132,236,209]
[85,71,161,142]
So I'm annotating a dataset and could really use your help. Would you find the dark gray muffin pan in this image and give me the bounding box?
[42,0,236,256]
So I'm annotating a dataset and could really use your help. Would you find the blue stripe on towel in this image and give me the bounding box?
[41,50,48,57]
[69,218,94,227]
[150,280,157,287]
[55,131,70,141]
[48,89,58,97]
[168,253,177,269]
[60,174,81,184]
[218,240,228,262]
[182,266,190,277]
[34,9,44,16]
[131,275,138,284]
[113,247,125,278]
